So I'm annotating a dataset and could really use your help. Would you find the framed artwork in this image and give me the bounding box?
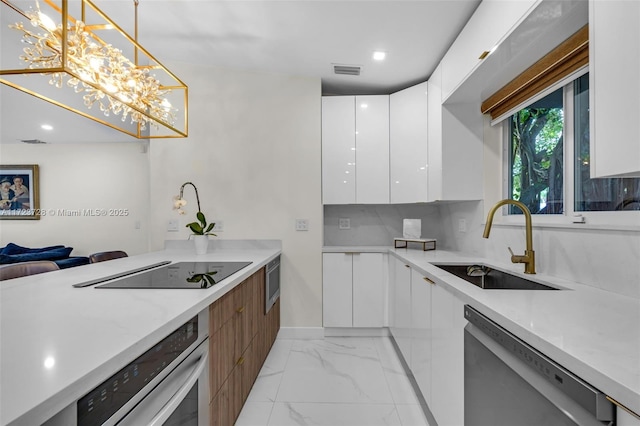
[0,165,40,220]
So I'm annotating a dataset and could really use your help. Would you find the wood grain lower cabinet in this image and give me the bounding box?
[209,267,280,425]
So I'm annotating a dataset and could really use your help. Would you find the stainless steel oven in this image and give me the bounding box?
[44,310,209,426]
[265,255,280,313]
[463,305,614,426]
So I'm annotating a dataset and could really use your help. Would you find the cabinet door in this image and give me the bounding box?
[392,258,412,366]
[427,65,444,201]
[322,253,353,327]
[390,82,429,203]
[441,0,538,101]
[430,283,466,426]
[322,97,356,204]
[352,253,385,327]
[355,95,390,204]
[616,406,640,426]
[589,0,640,177]
[410,269,432,406]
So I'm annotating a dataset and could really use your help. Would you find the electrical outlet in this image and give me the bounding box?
[339,218,351,230]
[295,219,309,231]
[458,219,467,233]
[212,221,224,232]
[167,219,179,232]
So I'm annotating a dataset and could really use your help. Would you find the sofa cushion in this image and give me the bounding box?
[1,243,66,255]
[0,247,73,264]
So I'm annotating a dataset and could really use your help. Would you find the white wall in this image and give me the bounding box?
[148,63,323,328]
[0,143,150,256]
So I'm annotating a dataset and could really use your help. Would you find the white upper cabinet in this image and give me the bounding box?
[322,97,356,204]
[589,0,640,177]
[427,65,483,201]
[390,82,429,203]
[440,0,540,102]
[321,95,389,204]
[355,96,390,204]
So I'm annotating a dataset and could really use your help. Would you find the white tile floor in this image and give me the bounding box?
[236,337,430,426]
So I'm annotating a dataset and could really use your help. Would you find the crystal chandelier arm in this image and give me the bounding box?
[179,182,202,212]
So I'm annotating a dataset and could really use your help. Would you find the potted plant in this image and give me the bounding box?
[174,182,217,254]
[186,212,217,255]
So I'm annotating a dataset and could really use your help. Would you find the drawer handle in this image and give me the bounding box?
[423,276,435,285]
[236,306,245,314]
[236,356,245,366]
[404,264,410,268]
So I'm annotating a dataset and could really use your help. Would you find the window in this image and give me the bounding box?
[509,87,564,214]
[507,72,640,217]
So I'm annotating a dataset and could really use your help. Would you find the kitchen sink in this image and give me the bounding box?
[432,264,559,290]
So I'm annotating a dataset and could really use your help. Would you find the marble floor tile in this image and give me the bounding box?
[248,338,294,403]
[239,336,429,426]
[395,404,430,426]
[267,402,402,426]
[235,402,274,426]
[276,338,394,404]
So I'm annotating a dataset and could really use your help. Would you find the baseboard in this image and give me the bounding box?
[323,327,390,337]
[277,327,325,339]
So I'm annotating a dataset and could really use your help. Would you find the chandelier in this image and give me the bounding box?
[1,0,188,139]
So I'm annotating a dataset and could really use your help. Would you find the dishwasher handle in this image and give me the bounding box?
[148,350,209,426]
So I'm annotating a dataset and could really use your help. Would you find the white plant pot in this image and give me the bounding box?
[193,235,209,255]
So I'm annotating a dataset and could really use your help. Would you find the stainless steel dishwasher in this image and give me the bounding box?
[464,305,615,426]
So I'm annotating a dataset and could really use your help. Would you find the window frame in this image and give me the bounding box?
[499,69,640,230]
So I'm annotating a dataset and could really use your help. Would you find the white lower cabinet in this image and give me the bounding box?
[410,268,432,406]
[617,407,640,426]
[389,255,466,426]
[322,252,385,328]
[430,280,466,426]
[390,257,412,364]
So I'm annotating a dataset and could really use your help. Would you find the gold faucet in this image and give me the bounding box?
[483,199,536,274]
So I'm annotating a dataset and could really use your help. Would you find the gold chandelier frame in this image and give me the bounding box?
[1,0,188,139]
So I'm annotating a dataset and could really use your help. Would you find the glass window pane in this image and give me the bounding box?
[574,74,640,211]
[509,88,564,214]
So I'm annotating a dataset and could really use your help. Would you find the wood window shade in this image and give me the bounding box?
[481,25,589,120]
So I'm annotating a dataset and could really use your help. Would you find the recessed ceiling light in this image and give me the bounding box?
[372,51,386,61]
[41,124,53,130]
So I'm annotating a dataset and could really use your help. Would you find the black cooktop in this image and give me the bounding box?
[93,261,252,289]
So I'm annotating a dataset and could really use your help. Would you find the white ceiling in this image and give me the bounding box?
[0,0,481,144]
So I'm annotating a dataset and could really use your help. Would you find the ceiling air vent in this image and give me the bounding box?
[334,65,361,76]
[20,139,47,144]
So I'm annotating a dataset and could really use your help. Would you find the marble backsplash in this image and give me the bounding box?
[324,201,640,298]
[438,201,640,299]
[323,204,445,247]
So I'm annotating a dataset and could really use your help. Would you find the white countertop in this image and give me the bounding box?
[3,244,639,424]
[387,248,640,417]
[0,243,280,426]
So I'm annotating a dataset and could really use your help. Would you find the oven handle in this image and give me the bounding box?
[147,350,209,426]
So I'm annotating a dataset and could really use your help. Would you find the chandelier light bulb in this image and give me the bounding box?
[36,12,56,31]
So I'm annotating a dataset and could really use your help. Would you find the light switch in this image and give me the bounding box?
[339,218,351,230]
[295,219,309,231]
[168,219,179,232]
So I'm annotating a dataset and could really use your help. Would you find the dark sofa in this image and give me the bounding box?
[0,243,90,269]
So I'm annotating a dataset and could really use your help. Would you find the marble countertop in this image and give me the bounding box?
[388,248,640,417]
[0,241,281,426]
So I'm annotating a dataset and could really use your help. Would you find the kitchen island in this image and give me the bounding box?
[0,240,281,426]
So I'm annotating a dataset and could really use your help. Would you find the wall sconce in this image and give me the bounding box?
[1,0,188,139]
